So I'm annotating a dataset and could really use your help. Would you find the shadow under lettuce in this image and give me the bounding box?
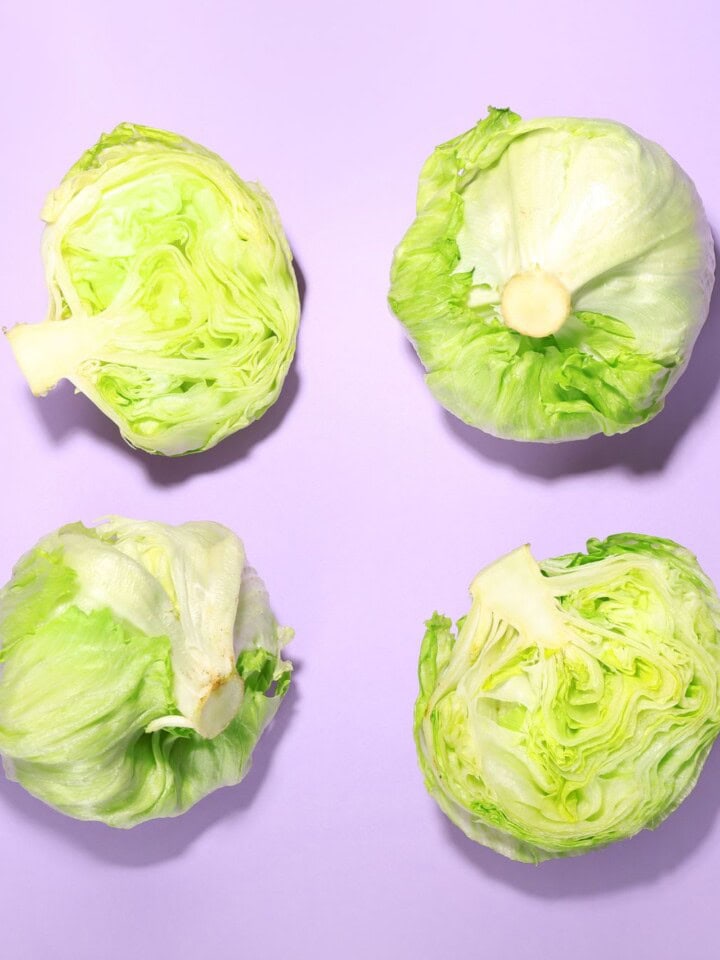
[26,256,306,487]
[442,738,720,896]
[442,239,720,478]
[0,673,299,868]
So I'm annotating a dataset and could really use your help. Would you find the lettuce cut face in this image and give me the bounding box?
[390,109,714,441]
[415,535,720,862]
[0,518,292,827]
[7,124,300,456]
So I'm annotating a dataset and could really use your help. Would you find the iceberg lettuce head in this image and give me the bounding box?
[390,109,714,441]
[415,534,720,861]
[0,517,292,827]
[7,124,300,455]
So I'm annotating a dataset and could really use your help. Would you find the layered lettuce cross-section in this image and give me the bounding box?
[415,534,720,861]
[8,124,300,455]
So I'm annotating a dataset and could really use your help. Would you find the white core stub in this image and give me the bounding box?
[500,269,571,338]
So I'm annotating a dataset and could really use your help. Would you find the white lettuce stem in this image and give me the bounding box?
[469,545,571,651]
[6,318,99,396]
[145,673,244,738]
[500,269,571,337]
[194,673,245,738]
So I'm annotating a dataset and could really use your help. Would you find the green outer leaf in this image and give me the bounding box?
[389,108,714,441]
[414,534,720,862]
[0,521,292,827]
[8,123,300,456]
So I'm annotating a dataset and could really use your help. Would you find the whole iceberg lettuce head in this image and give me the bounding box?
[389,109,715,441]
[0,518,292,827]
[414,535,720,862]
[7,124,300,456]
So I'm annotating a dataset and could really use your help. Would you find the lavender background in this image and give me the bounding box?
[1,1,719,956]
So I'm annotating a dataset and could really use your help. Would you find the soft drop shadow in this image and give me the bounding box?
[28,257,306,487]
[441,242,720,479]
[444,740,720,897]
[0,676,299,867]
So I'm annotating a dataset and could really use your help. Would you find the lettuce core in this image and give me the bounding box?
[501,269,571,337]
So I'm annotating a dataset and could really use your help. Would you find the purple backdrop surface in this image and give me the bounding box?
[1,1,719,957]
